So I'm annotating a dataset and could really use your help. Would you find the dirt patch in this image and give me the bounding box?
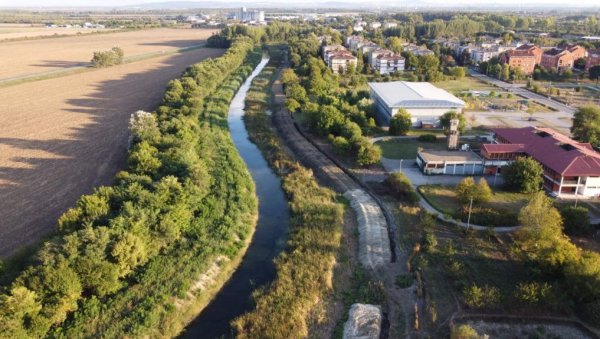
[0,28,218,80]
[0,47,224,258]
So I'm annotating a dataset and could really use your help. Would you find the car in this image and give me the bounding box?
[527,117,537,121]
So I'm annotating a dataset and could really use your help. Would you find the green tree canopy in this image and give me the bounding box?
[571,104,600,147]
[389,109,412,136]
[502,157,543,193]
[439,111,466,133]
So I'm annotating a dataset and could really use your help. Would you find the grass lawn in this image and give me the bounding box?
[376,138,447,159]
[435,76,497,93]
[418,185,531,226]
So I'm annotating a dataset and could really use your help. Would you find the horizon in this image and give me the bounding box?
[2,0,600,9]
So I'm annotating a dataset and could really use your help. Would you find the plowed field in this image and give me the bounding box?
[0,43,223,257]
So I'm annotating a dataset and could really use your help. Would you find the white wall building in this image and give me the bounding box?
[368,81,466,126]
[375,54,405,74]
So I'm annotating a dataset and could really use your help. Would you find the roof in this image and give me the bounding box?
[490,127,600,176]
[505,50,536,58]
[517,43,540,51]
[419,150,482,163]
[368,81,466,109]
[543,48,569,56]
[481,143,525,153]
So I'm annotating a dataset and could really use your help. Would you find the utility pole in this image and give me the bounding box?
[399,159,403,173]
[466,196,474,230]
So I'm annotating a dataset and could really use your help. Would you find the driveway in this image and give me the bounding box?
[380,156,505,187]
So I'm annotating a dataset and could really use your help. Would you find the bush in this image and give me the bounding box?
[386,172,420,204]
[395,274,414,288]
[463,284,501,309]
[421,232,437,252]
[455,177,492,205]
[417,134,437,142]
[389,109,412,136]
[456,206,518,227]
[559,205,592,235]
[514,281,552,305]
[91,46,124,67]
[356,139,381,166]
[451,324,480,339]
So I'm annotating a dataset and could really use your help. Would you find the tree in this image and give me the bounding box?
[129,110,160,144]
[388,36,403,54]
[560,205,592,235]
[517,192,579,271]
[356,139,381,166]
[590,65,600,84]
[449,66,466,79]
[502,157,543,193]
[501,63,510,81]
[574,58,587,70]
[439,111,466,133]
[389,109,412,136]
[451,324,480,339]
[571,105,600,146]
[456,177,492,205]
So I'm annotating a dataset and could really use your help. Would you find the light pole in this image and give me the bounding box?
[399,159,403,173]
[466,196,474,230]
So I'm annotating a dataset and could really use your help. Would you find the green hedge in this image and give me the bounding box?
[0,38,263,338]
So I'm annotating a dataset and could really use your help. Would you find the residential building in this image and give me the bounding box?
[375,54,405,74]
[586,48,600,72]
[383,22,398,29]
[417,150,485,175]
[346,35,368,51]
[368,81,466,126]
[500,50,537,75]
[516,43,543,64]
[540,48,574,72]
[328,51,357,74]
[470,47,501,64]
[368,48,393,68]
[369,22,382,30]
[558,43,587,60]
[359,42,380,55]
[483,127,600,197]
[403,43,434,56]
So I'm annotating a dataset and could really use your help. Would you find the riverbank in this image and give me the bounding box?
[231,51,348,338]
[0,38,263,338]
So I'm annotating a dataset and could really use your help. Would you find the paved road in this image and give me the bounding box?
[469,69,576,114]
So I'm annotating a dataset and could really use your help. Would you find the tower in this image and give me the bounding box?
[447,118,460,150]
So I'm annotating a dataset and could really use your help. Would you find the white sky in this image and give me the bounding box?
[1,0,599,7]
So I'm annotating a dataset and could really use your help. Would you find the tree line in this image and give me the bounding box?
[0,36,263,337]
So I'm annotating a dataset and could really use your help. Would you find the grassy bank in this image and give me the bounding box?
[0,38,263,337]
[231,51,346,338]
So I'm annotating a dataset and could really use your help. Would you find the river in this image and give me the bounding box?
[179,57,289,338]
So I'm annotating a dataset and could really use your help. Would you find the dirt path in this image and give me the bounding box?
[0,47,224,258]
[271,68,418,337]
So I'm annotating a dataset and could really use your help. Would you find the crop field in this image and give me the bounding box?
[0,44,224,258]
[0,28,218,80]
[0,24,117,41]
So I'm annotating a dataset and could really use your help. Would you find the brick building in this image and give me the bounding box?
[516,43,543,64]
[500,50,537,75]
[540,48,575,72]
[586,48,600,72]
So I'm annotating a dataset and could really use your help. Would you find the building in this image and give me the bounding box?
[383,22,398,29]
[359,42,380,55]
[328,51,357,74]
[234,7,265,23]
[374,54,405,74]
[516,43,543,64]
[470,47,501,64]
[483,127,600,197]
[540,48,574,72]
[369,22,382,29]
[586,48,600,72]
[417,150,484,175]
[500,50,537,75]
[558,43,587,60]
[368,81,466,127]
[368,48,393,68]
[403,43,434,56]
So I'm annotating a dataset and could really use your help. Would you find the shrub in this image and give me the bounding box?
[91,46,124,67]
[417,134,437,142]
[455,177,491,205]
[463,284,501,309]
[451,324,480,339]
[395,274,414,288]
[331,135,351,155]
[457,206,518,227]
[389,109,412,136]
[559,205,592,235]
[514,281,552,305]
[421,232,437,252]
[386,172,419,204]
[356,139,381,166]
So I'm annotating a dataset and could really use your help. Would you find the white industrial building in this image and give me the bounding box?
[368,81,466,127]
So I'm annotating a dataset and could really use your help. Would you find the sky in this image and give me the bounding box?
[1,0,599,7]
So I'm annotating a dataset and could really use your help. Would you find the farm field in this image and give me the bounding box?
[0,28,218,80]
[0,24,117,41]
[0,46,224,258]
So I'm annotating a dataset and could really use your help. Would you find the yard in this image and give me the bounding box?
[435,76,498,93]
[376,137,484,160]
[418,184,531,226]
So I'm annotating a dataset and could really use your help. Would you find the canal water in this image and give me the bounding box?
[179,58,289,338]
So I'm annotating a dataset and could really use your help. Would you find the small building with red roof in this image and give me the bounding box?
[417,127,600,197]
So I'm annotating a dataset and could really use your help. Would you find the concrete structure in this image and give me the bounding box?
[417,150,485,175]
[500,49,537,75]
[368,81,466,126]
[368,48,393,68]
[322,45,357,74]
[383,22,398,29]
[485,127,600,197]
[374,54,405,74]
[586,48,600,72]
[369,22,381,29]
[234,7,265,23]
[541,48,574,73]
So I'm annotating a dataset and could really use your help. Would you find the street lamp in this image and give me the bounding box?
[466,196,474,230]
[399,159,403,173]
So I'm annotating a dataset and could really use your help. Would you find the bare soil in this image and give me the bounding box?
[0,25,117,41]
[0,28,218,80]
[0,47,224,258]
